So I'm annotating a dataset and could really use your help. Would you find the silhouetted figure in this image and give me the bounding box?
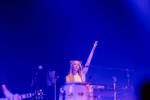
[140,81,150,100]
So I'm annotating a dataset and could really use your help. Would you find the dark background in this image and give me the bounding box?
[0,0,150,99]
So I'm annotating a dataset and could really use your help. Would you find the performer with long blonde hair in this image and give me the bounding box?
[65,41,98,82]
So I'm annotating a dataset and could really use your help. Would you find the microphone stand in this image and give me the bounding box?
[113,76,117,100]
[126,69,130,88]
[53,76,59,100]
[31,71,38,93]
[125,69,134,92]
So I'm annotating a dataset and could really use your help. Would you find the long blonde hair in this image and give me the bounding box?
[70,60,82,74]
[66,60,84,82]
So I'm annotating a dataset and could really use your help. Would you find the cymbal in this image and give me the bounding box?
[105,68,135,72]
[89,65,135,72]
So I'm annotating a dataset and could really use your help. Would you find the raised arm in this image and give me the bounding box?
[82,41,98,74]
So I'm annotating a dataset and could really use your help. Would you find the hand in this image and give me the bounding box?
[93,41,98,47]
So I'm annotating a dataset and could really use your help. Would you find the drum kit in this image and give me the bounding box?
[59,68,135,100]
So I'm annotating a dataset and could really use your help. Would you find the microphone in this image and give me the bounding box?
[35,65,43,76]
[38,65,43,70]
[31,65,43,88]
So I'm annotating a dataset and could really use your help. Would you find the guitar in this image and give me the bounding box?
[0,89,44,100]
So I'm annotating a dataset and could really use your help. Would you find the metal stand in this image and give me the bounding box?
[47,71,59,100]
[113,76,117,100]
[30,65,43,100]
[53,76,59,100]
[125,69,130,87]
[125,69,134,92]
[31,71,38,92]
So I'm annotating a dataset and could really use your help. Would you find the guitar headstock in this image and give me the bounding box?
[34,89,44,99]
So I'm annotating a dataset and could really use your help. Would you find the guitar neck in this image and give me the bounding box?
[19,93,34,99]
[0,93,34,100]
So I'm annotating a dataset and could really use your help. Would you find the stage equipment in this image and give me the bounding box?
[47,71,59,100]
[59,82,93,100]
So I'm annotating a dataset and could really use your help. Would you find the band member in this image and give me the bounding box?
[0,70,19,99]
[65,41,98,82]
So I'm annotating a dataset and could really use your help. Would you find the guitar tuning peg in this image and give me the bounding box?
[33,89,44,100]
